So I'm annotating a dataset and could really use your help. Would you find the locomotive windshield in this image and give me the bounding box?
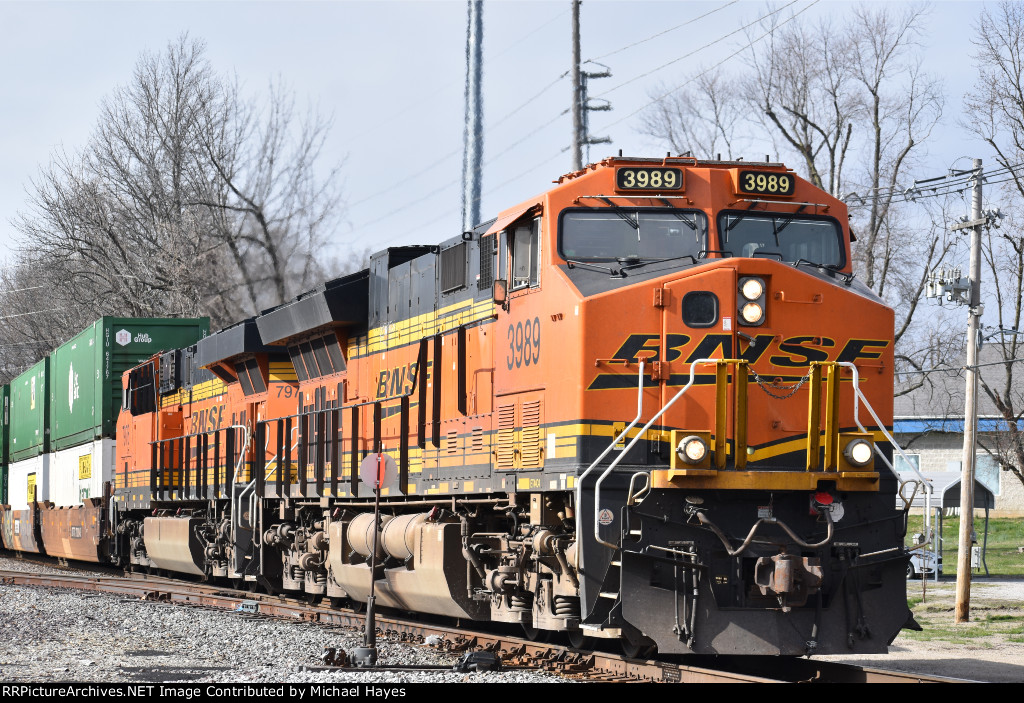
[718,212,843,267]
[559,209,707,262]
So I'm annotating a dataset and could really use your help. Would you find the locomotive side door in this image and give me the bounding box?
[491,214,545,476]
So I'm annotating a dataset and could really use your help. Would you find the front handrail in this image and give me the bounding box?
[575,361,645,552]
[591,359,718,549]
[836,361,934,564]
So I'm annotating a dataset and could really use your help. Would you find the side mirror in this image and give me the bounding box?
[492,279,508,305]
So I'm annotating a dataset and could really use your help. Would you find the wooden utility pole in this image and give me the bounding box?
[955,159,983,623]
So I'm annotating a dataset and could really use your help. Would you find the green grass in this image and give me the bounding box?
[984,614,1024,622]
[905,515,1024,576]
[899,518,1024,644]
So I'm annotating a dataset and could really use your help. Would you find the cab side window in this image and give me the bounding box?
[127,363,156,416]
[509,218,540,290]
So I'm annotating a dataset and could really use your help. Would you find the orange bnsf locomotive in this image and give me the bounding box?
[27,156,918,657]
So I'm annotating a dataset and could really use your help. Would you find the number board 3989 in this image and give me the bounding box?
[507,317,541,370]
[737,170,795,196]
[615,167,683,191]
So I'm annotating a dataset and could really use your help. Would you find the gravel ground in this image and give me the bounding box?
[3,555,1021,683]
[0,555,566,684]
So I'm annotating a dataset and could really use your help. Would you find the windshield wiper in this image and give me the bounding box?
[774,204,808,235]
[723,200,762,232]
[655,200,699,231]
[791,258,856,284]
[823,263,856,284]
[564,259,619,275]
[598,198,639,229]
[619,254,700,272]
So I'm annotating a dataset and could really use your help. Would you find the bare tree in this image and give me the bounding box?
[941,0,1024,488]
[639,68,747,159]
[638,4,948,394]
[742,10,860,195]
[10,34,343,346]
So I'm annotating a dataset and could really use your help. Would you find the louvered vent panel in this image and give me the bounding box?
[446,430,459,454]
[471,426,484,452]
[478,235,495,290]
[496,404,517,470]
[521,399,543,469]
[441,242,468,293]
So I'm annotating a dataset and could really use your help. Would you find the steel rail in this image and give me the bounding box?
[0,569,970,684]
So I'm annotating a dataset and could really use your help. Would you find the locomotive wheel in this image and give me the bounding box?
[620,635,657,660]
[522,625,551,643]
[567,631,595,650]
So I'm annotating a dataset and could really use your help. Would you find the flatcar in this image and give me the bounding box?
[3,156,919,658]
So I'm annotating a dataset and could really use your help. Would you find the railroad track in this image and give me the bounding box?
[0,567,969,684]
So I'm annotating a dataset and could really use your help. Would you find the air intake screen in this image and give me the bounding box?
[441,242,467,293]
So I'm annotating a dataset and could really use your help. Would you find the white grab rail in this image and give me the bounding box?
[836,362,934,563]
[590,359,717,549]
[575,361,646,552]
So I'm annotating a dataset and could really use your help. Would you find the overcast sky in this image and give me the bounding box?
[0,0,989,267]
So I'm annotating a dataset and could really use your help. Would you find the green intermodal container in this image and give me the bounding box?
[10,358,49,463]
[0,385,9,504]
[48,317,209,451]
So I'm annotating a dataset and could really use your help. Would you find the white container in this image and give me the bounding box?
[8,455,50,511]
[48,439,116,508]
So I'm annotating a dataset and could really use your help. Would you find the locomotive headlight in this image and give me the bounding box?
[677,435,709,464]
[739,277,764,300]
[737,276,766,326]
[844,438,874,466]
[740,302,764,324]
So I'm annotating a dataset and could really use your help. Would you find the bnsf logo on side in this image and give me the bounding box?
[376,362,420,399]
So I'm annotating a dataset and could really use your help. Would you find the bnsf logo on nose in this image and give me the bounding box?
[588,333,890,390]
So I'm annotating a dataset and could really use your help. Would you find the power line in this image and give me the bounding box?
[0,339,58,348]
[595,0,820,132]
[350,3,808,233]
[0,308,64,320]
[896,355,1024,378]
[591,0,804,102]
[347,7,568,143]
[587,1,740,63]
[375,149,567,245]
[346,73,569,212]
[0,284,48,295]
[844,161,1024,206]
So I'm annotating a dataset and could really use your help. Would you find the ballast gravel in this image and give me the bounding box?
[0,556,567,684]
